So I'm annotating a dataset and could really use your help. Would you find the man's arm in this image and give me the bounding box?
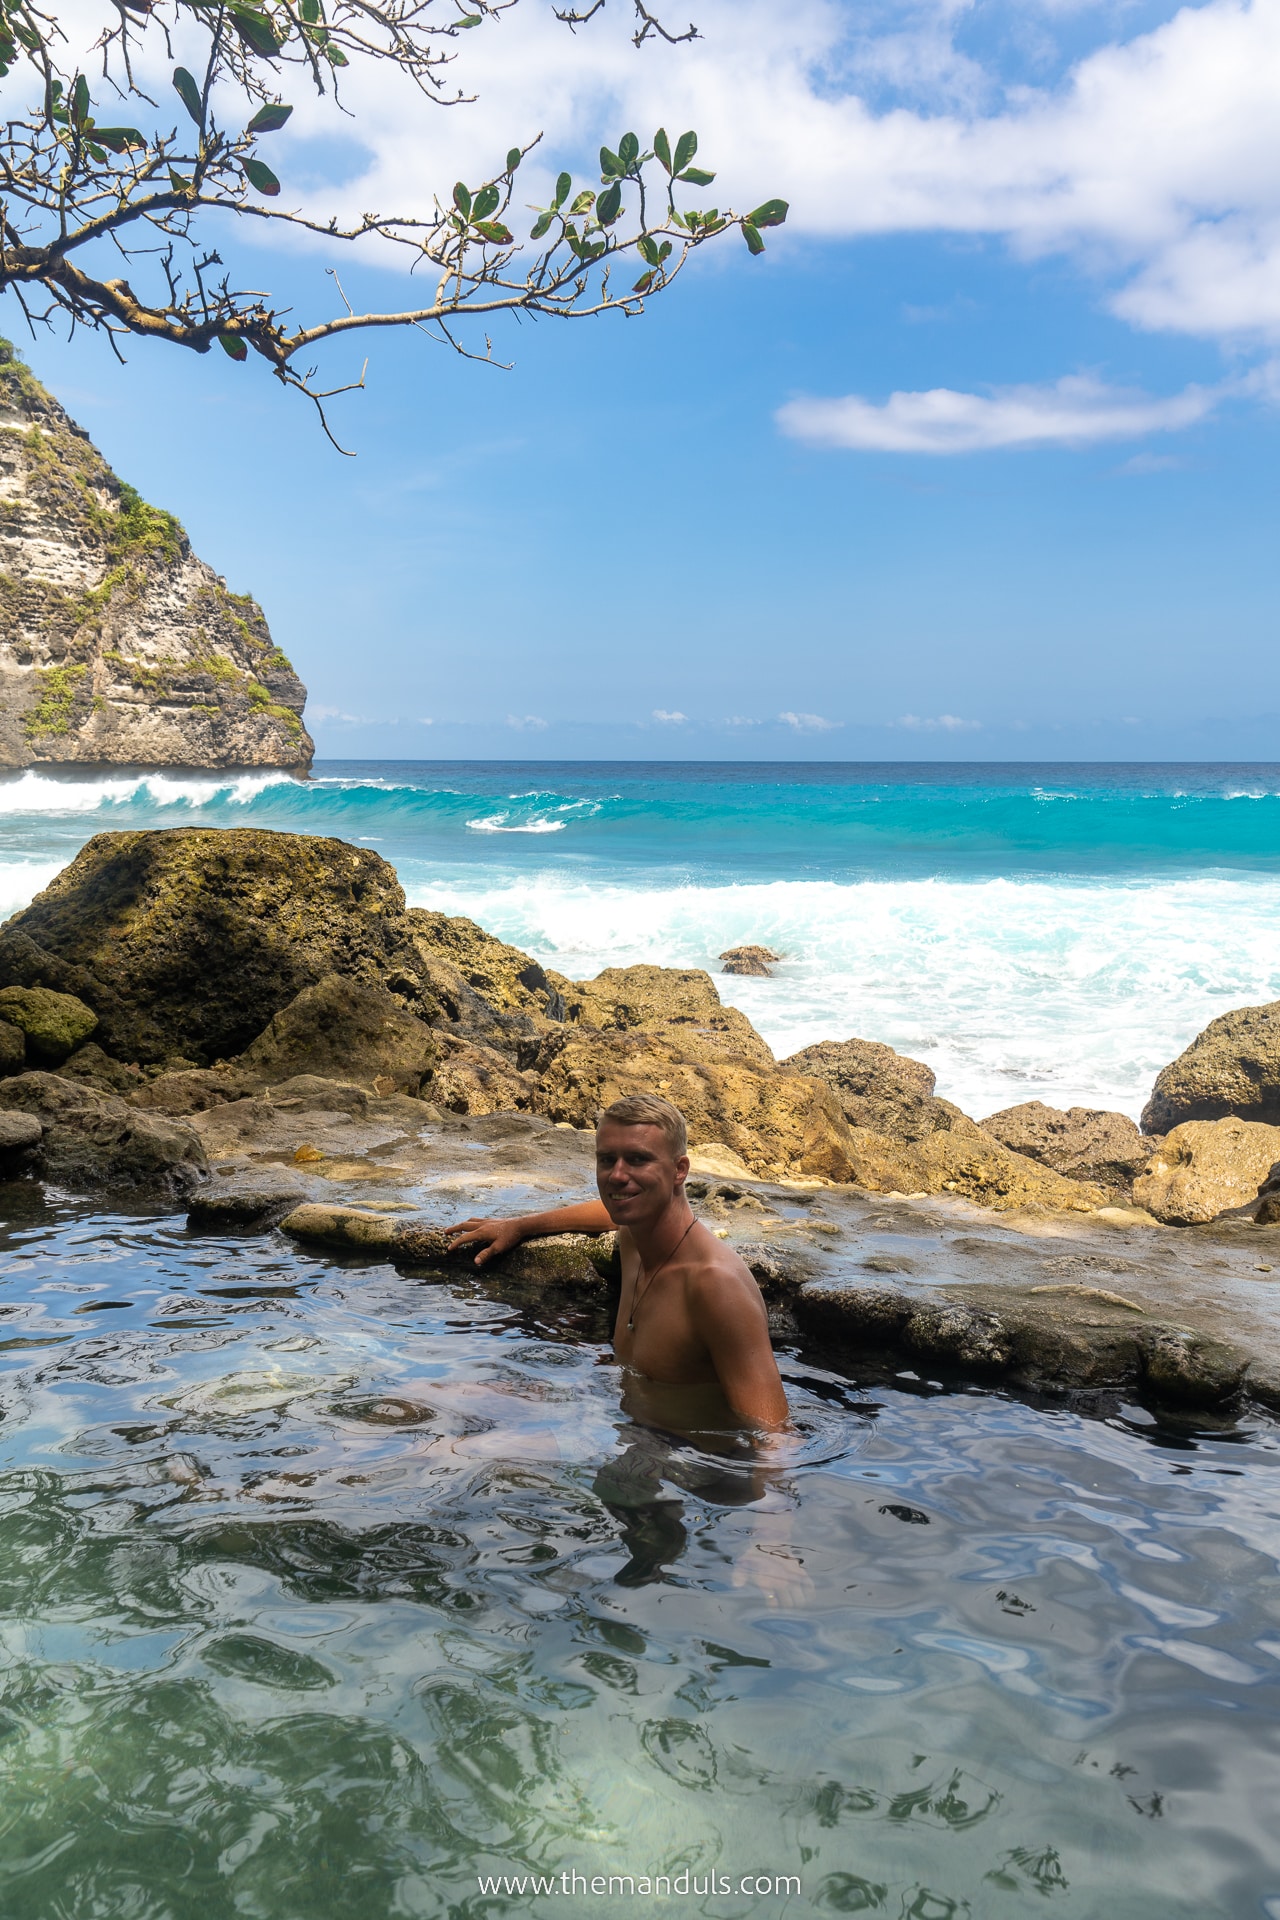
[689,1266,790,1430]
[445,1200,614,1268]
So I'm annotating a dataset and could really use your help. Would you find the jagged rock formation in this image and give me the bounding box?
[0,339,311,769]
[1143,1001,1280,1133]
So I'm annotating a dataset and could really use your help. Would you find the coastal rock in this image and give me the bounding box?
[0,1020,24,1075]
[0,1070,206,1192]
[0,339,311,771]
[237,975,436,1095]
[982,1100,1156,1194]
[264,1075,370,1116]
[187,1172,311,1231]
[129,1066,261,1115]
[1132,1117,1280,1225]
[1142,1001,1280,1132]
[279,1203,615,1289]
[720,945,779,978]
[841,1118,1107,1213]
[1,828,439,1064]
[556,965,776,1072]
[529,1027,854,1181]
[430,1033,539,1115]
[58,1042,144,1094]
[0,984,97,1062]
[782,1036,959,1142]
[0,1110,41,1152]
[405,909,556,1047]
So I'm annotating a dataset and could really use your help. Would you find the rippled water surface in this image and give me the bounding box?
[2,1194,1280,1917]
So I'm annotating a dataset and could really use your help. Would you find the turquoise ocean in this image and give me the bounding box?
[3,759,1279,1117]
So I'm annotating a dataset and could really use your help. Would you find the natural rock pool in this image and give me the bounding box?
[2,1192,1279,1918]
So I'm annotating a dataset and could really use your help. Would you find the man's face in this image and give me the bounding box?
[594,1120,688,1227]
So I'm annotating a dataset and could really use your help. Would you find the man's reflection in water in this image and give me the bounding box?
[594,1371,797,1591]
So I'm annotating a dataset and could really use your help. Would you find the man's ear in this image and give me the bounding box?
[674,1154,690,1190]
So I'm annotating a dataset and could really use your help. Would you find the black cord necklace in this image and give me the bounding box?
[626,1216,697,1334]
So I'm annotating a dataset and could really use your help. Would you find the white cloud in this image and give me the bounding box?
[778,373,1219,453]
[506,713,549,730]
[896,713,982,730]
[652,709,688,724]
[779,710,842,731]
[309,703,368,723]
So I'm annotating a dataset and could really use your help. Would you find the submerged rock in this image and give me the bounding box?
[236,975,436,1094]
[982,1100,1156,1195]
[0,1070,206,1192]
[720,945,780,977]
[782,1036,958,1142]
[1,828,439,1064]
[0,984,97,1062]
[1143,1001,1280,1132]
[0,339,311,771]
[1133,1116,1280,1225]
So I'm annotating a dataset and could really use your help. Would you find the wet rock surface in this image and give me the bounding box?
[719,945,779,977]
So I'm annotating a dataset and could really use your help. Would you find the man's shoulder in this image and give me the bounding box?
[685,1226,759,1296]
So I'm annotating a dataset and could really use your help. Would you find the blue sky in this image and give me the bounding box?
[11,0,1280,760]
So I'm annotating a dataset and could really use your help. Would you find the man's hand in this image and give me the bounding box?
[445,1217,528,1268]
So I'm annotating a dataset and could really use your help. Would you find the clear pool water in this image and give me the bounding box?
[2,1189,1279,1917]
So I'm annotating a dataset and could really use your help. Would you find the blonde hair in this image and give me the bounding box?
[597,1094,688,1158]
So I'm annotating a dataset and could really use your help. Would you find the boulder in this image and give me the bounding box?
[557,965,776,1072]
[236,975,436,1095]
[0,1110,41,1153]
[58,1043,144,1095]
[782,1036,958,1143]
[405,909,557,1045]
[129,1066,261,1116]
[187,1173,311,1231]
[840,1118,1107,1213]
[528,1027,854,1182]
[982,1100,1156,1194]
[261,1075,370,1116]
[0,984,97,1062]
[0,828,439,1064]
[1143,1002,1280,1133]
[0,1019,24,1076]
[0,1071,206,1193]
[1133,1117,1280,1225]
[720,945,779,978]
[430,1033,539,1116]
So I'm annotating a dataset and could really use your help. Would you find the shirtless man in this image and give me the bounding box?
[445,1093,789,1432]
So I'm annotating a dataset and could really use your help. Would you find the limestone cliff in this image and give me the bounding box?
[0,341,312,770]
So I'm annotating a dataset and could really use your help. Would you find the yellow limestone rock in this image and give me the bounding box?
[1133,1116,1280,1225]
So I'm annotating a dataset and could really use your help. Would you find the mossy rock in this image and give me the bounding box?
[2,828,440,1065]
[0,1019,25,1076]
[0,984,97,1061]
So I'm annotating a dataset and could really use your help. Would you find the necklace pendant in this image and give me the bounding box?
[626,1318,634,1333]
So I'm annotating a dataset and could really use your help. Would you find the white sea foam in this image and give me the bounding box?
[0,769,304,813]
[405,870,1280,1121]
[467,816,567,834]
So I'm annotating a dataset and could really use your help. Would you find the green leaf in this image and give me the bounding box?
[673,129,697,173]
[553,170,571,209]
[219,333,248,361]
[248,101,293,133]
[530,209,554,239]
[94,126,146,152]
[677,166,715,187]
[569,189,595,215]
[71,74,89,127]
[637,232,660,267]
[324,43,348,64]
[452,180,471,216]
[618,131,639,171]
[658,240,672,261]
[506,146,522,171]
[86,143,107,163]
[747,197,788,230]
[168,167,192,192]
[172,67,203,125]
[598,145,621,180]
[456,10,482,22]
[473,219,513,244]
[596,182,621,225]
[741,219,765,255]
[243,156,280,195]
[653,127,671,173]
[471,183,499,220]
[300,0,320,19]
[632,269,655,293]
[228,5,280,57]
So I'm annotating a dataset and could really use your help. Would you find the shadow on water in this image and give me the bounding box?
[1,1199,1280,1916]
